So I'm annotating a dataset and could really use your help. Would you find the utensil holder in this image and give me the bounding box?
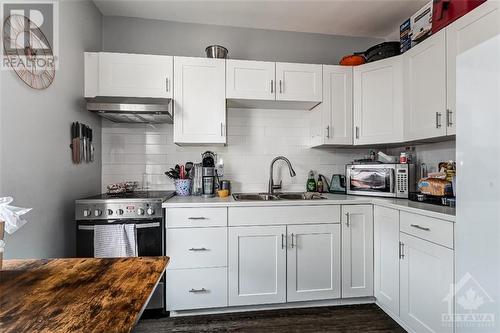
[175,179,192,196]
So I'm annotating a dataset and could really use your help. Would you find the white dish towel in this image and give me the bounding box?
[94,224,137,258]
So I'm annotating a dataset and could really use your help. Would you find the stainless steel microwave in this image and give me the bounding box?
[346,164,416,198]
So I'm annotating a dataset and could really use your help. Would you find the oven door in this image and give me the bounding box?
[76,218,163,257]
[346,165,396,197]
[76,218,165,311]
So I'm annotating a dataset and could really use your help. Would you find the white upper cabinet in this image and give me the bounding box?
[310,66,353,147]
[374,206,400,317]
[287,224,341,302]
[446,1,500,136]
[353,56,404,145]
[276,62,323,102]
[341,205,374,298]
[228,226,287,306]
[84,52,173,98]
[399,233,454,333]
[173,57,226,145]
[404,29,447,141]
[226,60,275,100]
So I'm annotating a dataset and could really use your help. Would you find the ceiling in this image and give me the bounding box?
[93,0,429,38]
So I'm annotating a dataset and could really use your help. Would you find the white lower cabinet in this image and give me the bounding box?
[399,233,454,333]
[374,206,400,316]
[166,267,227,311]
[287,224,341,302]
[341,205,374,298]
[228,225,287,306]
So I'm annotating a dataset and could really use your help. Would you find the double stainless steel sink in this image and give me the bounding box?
[233,192,326,201]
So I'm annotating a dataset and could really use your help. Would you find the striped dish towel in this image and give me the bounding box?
[94,224,137,258]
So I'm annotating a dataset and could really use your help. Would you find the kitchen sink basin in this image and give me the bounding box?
[232,192,326,201]
[276,192,326,200]
[232,193,280,201]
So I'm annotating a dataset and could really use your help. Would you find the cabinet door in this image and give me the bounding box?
[446,1,500,136]
[226,60,275,100]
[98,52,173,98]
[342,205,374,298]
[276,62,322,102]
[353,56,404,145]
[374,206,400,316]
[228,226,286,306]
[324,65,353,145]
[287,224,341,302]
[400,233,454,333]
[404,30,447,141]
[173,57,226,144]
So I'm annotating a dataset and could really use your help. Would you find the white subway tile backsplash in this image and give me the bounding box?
[102,109,456,192]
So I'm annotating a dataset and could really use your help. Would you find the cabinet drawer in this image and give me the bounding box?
[166,267,227,311]
[400,211,454,248]
[167,208,227,228]
[166,228,227,269]
[229,205,340,226]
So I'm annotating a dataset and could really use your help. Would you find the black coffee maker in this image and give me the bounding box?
[202,151,216,197]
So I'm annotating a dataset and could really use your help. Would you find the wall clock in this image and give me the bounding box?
[2,14,55,89]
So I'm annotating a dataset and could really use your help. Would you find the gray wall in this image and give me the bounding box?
[102,16,382,64]
[0,1,103,259]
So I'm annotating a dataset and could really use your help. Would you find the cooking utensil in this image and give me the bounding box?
[205,45,228,58]
[339,54,366,66]
[89,127,94,162]
[71,123,78,163]
[75,122,81,164]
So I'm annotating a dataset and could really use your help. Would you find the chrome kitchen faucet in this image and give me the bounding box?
[268,156,296,194]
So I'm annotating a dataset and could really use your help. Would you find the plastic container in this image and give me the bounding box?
[174,179,192,196]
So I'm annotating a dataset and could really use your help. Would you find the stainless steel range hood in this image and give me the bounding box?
[86,96,173,124]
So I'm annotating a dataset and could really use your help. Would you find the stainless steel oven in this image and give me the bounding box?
[75,191,175,313]
[346,163,416,198]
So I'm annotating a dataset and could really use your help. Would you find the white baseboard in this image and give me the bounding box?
[169,297,376,317]
[375,301,413,333]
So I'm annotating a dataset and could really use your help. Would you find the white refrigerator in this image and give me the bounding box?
[456,32,500,332]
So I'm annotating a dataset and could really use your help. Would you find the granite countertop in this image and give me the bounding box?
[162,193,455,222]
[0,257,169,333]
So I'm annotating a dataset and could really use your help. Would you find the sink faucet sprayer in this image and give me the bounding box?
[268,156,296,194]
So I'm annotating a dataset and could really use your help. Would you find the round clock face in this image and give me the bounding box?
[2,14,55,90]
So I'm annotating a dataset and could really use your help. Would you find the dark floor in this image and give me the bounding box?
[134,303,406,333]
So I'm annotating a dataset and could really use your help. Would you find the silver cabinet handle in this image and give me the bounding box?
[410,224,430,231]
[399,241,405,259]
[345,212,350,227]
[188,217,207,220]
[271,80,274,93]
[326,125,330,138]
[281,233,284,249]
[189,247,207,251]
[446,109,453,127]
[291,233,295,248]
[220,122,225,137]
[279,80,282,93]
[436,112,442,128]
[166,77,169,92]
[189,288,207,293]
[355,126,360,139]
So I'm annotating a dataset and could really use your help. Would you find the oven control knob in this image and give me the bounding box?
[137,208,145,216]
[83,209,91,217]
[116,209,124,215]
[94,209,102,217]
[107,209,113,216]
[146,207,155,216]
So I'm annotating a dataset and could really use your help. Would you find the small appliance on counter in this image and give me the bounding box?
[329,174,346,194]
[202,151,217,197]
[346,163,416,198]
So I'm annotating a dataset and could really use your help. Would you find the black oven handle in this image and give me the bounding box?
[78,222,160,231]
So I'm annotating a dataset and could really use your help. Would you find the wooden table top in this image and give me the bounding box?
[0,256,169,333]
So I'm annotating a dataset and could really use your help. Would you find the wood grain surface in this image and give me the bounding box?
[0,257,168,333]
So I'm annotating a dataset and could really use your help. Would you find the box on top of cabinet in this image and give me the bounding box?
[400,1,433,53]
